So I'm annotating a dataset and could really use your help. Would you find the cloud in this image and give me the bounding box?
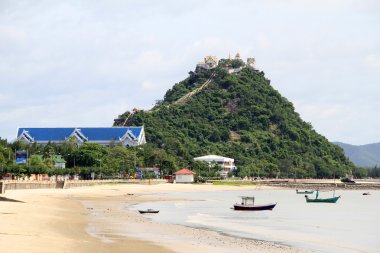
[141,80,155,91]
[257,34,272,51]
[365,54,380,70]
[0,0,379,145]
[192,37,234,52]
[0,25,27,45]
[294,100,380,145]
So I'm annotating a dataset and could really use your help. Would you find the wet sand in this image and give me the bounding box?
[0,183,310,253]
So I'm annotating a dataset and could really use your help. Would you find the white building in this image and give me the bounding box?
[174,168,195,183]
[247,57,256,68]
[196,54,257,73]
[228,66,243,74]
[193,155,237,177]
[196,56,218,69]
[53,155,66,169]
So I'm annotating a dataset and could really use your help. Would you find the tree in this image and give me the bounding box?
[29,155,45,167]
[106,146,136,176]
[76,143,108,167]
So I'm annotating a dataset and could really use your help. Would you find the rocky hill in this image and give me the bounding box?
[114,57,354,178]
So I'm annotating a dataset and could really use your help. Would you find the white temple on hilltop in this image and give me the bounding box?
[247,57,256,68]
[196,53,256,71]
[196,55,218,69]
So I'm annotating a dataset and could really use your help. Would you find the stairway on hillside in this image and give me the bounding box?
[174,72,216,105]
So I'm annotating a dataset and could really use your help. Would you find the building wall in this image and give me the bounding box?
[55,162,66,169]
[175,174,194,183]
[0,179,168,194]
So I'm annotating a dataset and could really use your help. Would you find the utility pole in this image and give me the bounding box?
[134,152,136,168]
[122,159,125,174]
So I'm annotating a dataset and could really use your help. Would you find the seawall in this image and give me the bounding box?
[0,179,167,194]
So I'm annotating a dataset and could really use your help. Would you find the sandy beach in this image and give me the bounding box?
[0,183,312,253]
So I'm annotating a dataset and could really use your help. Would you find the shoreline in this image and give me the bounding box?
[210,178,380,190]
[80,184,310,253]
[0,186,175,253]
[1,182,377,252]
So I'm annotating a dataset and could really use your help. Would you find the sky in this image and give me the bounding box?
[0,0,379,145]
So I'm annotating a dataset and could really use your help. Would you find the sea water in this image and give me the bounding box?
[131,189,380,253]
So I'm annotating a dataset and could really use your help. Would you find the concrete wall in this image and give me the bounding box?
[0,182,5,194]
[175,174,194,183]
[0,179,167,194]
[3,181,57,192]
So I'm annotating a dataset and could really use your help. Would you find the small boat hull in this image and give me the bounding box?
[305,196,340,203]
[296,190,314,194]
[138,209,159,214]
[233,203,277,211]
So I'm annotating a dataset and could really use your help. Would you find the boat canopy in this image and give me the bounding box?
[241,196,255,200]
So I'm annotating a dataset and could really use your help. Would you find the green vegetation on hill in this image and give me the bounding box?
[115,62,354,178]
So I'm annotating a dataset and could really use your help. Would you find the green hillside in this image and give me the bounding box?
[115,59,354,178]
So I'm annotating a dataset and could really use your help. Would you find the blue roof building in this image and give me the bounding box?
[16,127,146,147]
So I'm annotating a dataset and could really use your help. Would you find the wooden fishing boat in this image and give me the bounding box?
[296,189,314,194]
[138,208,159,214]
[233,196,277,211]
[341,177,355,183]
[305,195,340,203]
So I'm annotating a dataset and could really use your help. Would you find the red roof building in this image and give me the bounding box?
[174,168,195,183]
[175,168,195,175]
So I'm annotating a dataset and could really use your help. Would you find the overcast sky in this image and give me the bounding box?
[0,0,379,145]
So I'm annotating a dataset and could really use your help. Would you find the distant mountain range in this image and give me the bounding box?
[334,142,380,167]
